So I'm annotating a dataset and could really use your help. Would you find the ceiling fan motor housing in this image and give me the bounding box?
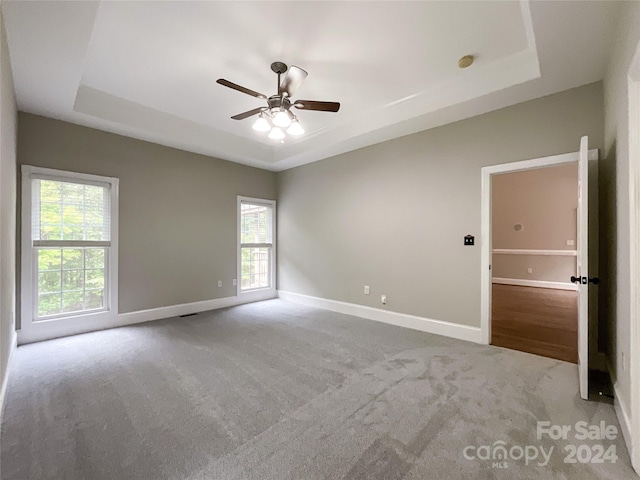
[268,95,291,112]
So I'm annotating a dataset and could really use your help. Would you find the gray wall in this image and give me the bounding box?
[277,82,604,328]
[602,0,640,456]
[18,113,277,314]
[491,163,578,284]
[0,7,17,403]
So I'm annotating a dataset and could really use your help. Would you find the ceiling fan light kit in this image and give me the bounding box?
[252,113,271,132]
[287,118,304,136]
[268,127,285,140]
[272,109,293,128]
[217,61,340,142]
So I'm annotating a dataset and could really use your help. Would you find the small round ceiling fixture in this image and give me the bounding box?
[458,55,475,69]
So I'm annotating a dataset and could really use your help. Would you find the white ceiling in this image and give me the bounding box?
[2,1,621,171]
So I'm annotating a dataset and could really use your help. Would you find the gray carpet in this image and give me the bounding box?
[1,299,636,479]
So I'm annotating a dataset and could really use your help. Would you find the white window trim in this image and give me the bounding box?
[20,166,119,342]
[237,195,276,296]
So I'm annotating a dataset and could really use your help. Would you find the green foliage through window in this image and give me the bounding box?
[240,201,273,291]
[31,173,113,321]
[36,248,106,318]
[36,179,107,241]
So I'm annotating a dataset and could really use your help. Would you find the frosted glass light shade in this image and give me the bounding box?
[268,127,285,140]
[252,115,271,132]
[287,120,304,135]
[272,110,292,127]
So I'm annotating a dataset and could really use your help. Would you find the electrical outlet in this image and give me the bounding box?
[527,268,533,274]
[567,240,575,246]
[381,294,387,305]
[232,279,237,286]
[364,285,370,295]
[217,280,222,288]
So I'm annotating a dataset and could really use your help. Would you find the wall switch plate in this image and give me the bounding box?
[381,294,387,305]
[217,280,222,287]
[364,285,370,295]
[232,279,237,286]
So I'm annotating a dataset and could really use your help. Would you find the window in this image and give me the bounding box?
[22,166,118,323]
[238,197,275,292]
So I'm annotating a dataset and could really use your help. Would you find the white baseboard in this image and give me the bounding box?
[278,290,482,344]
[117,289,276,326]
[492,277,578,291]
[613,379,634,466]
[0,330,17,420]
[606,357,636,473]
[17,289,277,345]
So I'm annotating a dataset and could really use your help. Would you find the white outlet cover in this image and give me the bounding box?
[364,285,370,294]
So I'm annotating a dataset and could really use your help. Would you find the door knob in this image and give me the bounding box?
[570,276,599,285]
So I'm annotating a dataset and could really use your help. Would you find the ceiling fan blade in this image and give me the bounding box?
[217,79,267,100]
[231,107,265,120]
[293,100,340,112]
[280,66,308,97]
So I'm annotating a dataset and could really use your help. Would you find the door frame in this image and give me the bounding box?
[480,149,598,345]
[627,39,640,473]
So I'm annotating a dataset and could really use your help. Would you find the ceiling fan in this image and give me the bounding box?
[216,62,340,140]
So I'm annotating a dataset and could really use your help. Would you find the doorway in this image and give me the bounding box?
[490,163,579,363]
[480,144,599,382]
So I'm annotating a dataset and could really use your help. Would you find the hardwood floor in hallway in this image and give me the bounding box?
[491,284,578,363]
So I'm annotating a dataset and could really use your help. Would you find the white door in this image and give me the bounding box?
[576,135,589,400]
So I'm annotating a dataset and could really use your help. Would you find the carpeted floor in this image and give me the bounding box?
[1,299,636,479]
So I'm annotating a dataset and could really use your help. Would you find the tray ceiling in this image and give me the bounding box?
[2,1,621,171]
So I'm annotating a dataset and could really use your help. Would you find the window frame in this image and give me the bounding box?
[21,166,119,331]
[237,196,276,296]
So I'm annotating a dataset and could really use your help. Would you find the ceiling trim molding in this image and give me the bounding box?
[74,85,275,168]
